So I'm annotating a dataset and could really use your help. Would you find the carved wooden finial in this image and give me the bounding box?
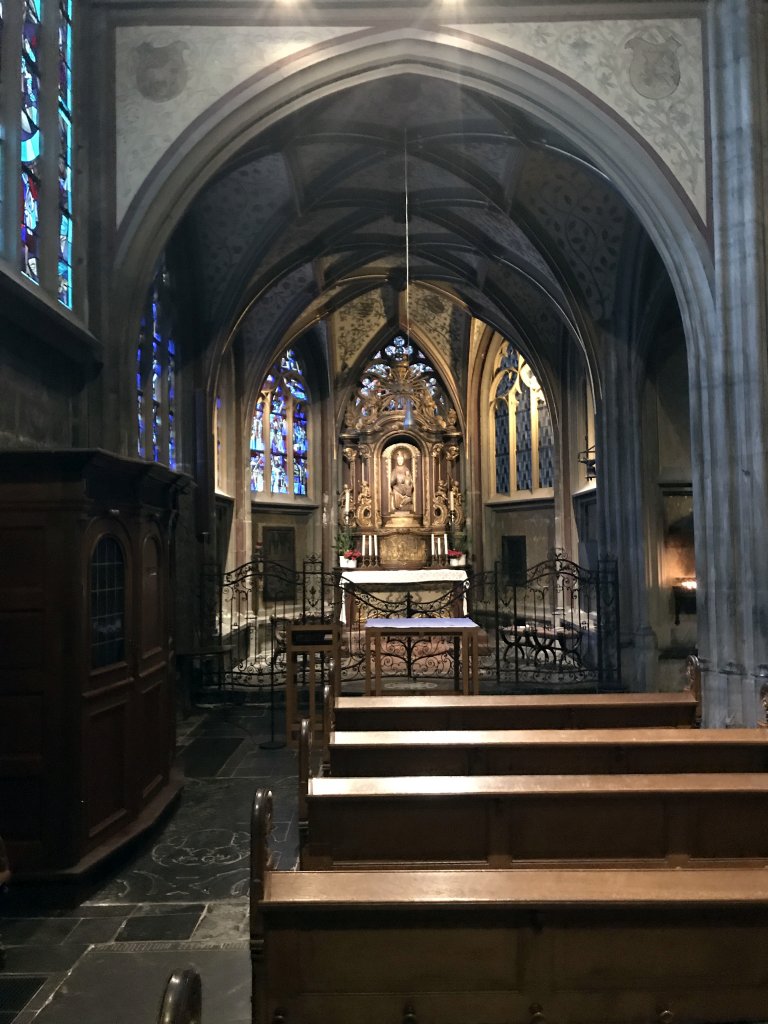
[529,1002,546,1024]
[402,1002,417,1024]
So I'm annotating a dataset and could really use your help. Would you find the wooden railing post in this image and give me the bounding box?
[250,787,273,1024]
[685,654,702,727]
[298,718,312,862]
[157,968,202,1024]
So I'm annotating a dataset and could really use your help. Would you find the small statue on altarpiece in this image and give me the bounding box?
[390,450,414,512]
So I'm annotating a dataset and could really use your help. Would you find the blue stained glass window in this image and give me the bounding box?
[271,454,288,494]
[285,376,307,401]
[293,401,308,495]
[136,258,177,468]
[269,387,287,455]
[57,0,72,306]
[495,400,510,494]
[250,451,265,493]
[20,0,42,283]
[499,343,518,372]
[251,349,310,498]
[251,402,264,452]
[137,330,146,458]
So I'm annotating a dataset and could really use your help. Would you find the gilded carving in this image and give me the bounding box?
[433,478,449,528]
[380,531,427,567]
[355,479,372,528]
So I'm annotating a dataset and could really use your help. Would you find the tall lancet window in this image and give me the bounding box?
[250,349,310,498]
[57,0,73,306]
[136,256,177,469]
[20,0,42,284]
[491,341,554,496]
[11,0,76,304]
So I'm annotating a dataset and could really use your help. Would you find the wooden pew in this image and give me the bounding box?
[251,787,768,1024]
[301,772,768,869]
[327,726,768,777]
[331,690,700,736]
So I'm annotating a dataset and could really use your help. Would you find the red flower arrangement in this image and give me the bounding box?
[447,549,463,557]
[343,549,362,559]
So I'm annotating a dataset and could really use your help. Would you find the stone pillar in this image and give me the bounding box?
[596,329,657,691]
[695,0,768,724]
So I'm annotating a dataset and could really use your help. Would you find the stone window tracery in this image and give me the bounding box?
[347,335,453,431]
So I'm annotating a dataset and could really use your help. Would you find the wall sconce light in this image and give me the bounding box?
[672,576,697,624]
[577,443,596,481]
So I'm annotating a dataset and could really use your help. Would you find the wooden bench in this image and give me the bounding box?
[327,726,768,777]
[331,691,700,737]
[251,788,768,1024]
[301,772,768,869]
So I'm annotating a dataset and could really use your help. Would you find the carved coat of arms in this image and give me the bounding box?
[134,41,189,102]
[625,33,681,99]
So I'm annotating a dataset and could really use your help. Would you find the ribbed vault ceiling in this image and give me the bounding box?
[182,71,652,392]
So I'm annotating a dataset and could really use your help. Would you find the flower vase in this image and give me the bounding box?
[339,556,357,569]
[449,554,466,567]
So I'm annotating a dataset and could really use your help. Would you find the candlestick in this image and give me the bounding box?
[431,535,435,556]
[449,489,455,512]
[443,532,448,553]
[345,487,350,514]
[373,534,378,557]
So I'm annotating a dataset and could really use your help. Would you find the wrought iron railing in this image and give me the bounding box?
[193,553,620,704]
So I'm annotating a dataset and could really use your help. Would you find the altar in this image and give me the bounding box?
[339,568,469,625]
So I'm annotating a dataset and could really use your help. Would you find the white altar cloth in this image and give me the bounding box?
[339,568,469,623]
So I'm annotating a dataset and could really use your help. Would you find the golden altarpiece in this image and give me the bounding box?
[338,337,466,568]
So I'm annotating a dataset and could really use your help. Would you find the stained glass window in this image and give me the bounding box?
[10,0,75,304]
[20,0,42,284]
[251,349,311,498]
[57,0,73,306]
[515,381,532,490]
[136,257,177,469]
[491,342,554,496]
[538,398,554,488]
[495,399,510,494]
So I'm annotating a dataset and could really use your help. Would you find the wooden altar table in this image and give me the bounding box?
[364,616,481,696]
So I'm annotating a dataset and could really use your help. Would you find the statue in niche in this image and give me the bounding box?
[356,479,372,527]
[390,450,414,512]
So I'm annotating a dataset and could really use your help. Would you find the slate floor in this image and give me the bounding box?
[0,705,300,1024]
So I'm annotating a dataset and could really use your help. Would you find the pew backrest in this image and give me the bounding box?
[333,692,699,732]
[328,726,768,777]
[303,772,768,869]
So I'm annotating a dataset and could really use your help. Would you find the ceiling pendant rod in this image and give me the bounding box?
[402,128,415,431]
[404,127,410,341]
